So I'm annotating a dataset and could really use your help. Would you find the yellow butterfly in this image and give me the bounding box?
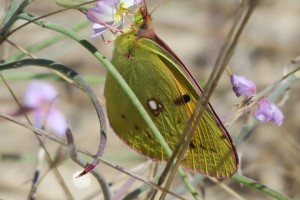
[104,6,238,179]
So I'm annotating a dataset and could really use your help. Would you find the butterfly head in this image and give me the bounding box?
[133,6,157,40]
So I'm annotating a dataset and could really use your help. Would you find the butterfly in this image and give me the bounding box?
[104,5,238,179]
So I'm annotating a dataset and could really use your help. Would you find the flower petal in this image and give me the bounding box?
[254,97,284,126]
[121,0,143,8]
[254,98,273,122]
[24,80,57,109]
[99,0,119,6]
[46,108,68,137]
[230,74,256,97]
[91,22,112,37]
[86,5,115,24]
[270,104,284,126]
[32,109,45,129]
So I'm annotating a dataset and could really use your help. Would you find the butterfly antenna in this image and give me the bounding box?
[142,0,148,10]
[149,0,165,16]
[131,2,149,32]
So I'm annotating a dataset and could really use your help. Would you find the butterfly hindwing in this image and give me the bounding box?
[139,37,237,177]
[104,31,238,178]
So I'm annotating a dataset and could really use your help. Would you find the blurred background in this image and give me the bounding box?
[0,0,300,199]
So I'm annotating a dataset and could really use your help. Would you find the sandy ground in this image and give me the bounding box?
[1,0,300,199]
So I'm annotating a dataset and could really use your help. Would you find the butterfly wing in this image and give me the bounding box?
[104,31,238,178]
[139,38,238,177]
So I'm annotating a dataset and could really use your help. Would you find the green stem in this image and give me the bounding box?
[2,71,105,83]
[0,0,32,39]
[231,174,291,200]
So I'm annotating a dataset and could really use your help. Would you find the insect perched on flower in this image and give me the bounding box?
[86,0,142,37]
[100,5,239,179]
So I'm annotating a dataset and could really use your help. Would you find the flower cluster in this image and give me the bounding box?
[230,74,284,126]
[86,0,142,37]
[24,80,67,137]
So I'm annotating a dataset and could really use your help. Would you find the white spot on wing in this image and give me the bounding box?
[148,100,158,110]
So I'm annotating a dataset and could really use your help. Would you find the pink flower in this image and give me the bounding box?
[86,0,142,37]
[24,80,57,108]
[230,74,256,97]
[254,97,284,126]
[24,81,67,137]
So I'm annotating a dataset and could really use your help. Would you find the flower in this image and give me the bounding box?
[254,97,284,126]
[230,73,284,126]
[230,74,256,97]
[86,0,142,37]
[24,80,67,137]
[24,80,58,108]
